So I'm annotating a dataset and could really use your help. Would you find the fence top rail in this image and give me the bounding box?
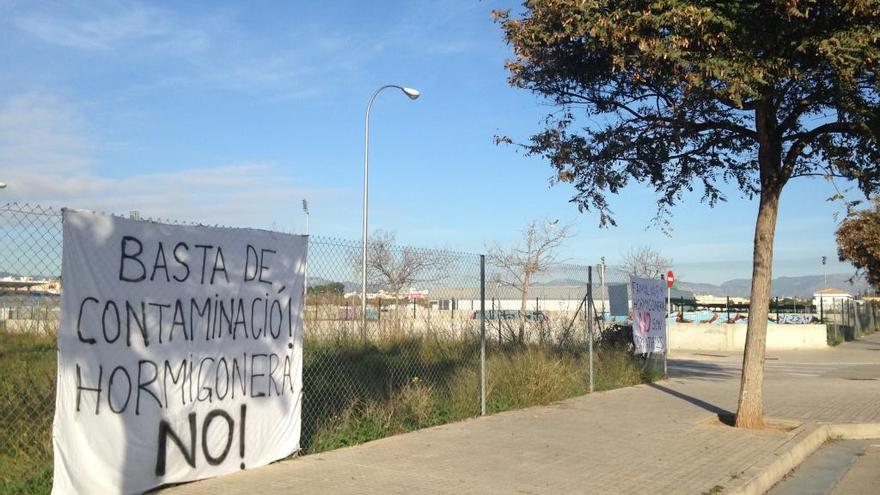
[2,202,604,272]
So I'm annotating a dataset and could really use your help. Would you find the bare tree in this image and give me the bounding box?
[364,230,440,295]
[618,246,671,280]
[351,230,446,335]
[488,219,572,343]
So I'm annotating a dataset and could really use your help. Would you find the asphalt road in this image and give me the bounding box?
[764,440,880,495]
[830,442,880,495]
[766,440,869,495]
[668,345,880,382]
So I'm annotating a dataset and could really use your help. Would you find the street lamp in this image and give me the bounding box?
[0,182,6,189]
[362,84,420,335]
[303,199,310,295]
[302,199,310,235]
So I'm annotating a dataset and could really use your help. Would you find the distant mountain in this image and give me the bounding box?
[676,273,870,298]
[534,278,588,286]
[309,274,869,299]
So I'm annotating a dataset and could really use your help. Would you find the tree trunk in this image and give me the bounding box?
[519,277,530,344]
[735,185,782,428]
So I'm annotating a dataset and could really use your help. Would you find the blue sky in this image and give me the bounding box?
[0,0,860,284]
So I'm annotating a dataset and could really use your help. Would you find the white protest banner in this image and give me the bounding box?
[630,276,666,354]
[52,210,306,494]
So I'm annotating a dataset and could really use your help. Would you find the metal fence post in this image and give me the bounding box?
[871,301,877,332]
[726,296,730,323]
[587,266,594,394]
[480,255,486,416]
[850,299,855,329]
[775,297,780,323]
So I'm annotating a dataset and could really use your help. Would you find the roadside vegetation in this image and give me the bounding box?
[306,335,656,453]
[0,332,55,495]
[1,326,656,494]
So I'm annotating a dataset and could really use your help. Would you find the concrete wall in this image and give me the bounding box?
[455,298,598,312]
[668,322,828,351]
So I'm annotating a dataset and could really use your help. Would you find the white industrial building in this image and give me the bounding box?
[429,283,695,316]
[430,285,594,313]
[812,288,854,310]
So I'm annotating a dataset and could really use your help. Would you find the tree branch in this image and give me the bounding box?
[783,121,875,176]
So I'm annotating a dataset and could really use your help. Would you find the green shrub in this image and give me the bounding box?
[484,347,587,412]
[0,332,56,495]
[1,331,658,486]
[308,401,394,453]
[393,378,445,431]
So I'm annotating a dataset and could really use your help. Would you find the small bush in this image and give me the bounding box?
[393,378,444,431]
[308,401,394,453]
[484,348,587,412]
[595,347,645,390]
[0,332,56,495]
[1,330,658,485]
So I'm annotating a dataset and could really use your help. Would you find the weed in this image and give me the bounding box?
[1,331,657,492]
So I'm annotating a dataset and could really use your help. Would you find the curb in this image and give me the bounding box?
[731,422,880,495]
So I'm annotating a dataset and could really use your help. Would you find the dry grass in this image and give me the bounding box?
[1,330,656,493]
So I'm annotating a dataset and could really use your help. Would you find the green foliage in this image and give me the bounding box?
[837,199,880,289]
[496,0,880,426]
[484,348,588,411]
[702,485,725,495]
[308,401,394,453]
[306,343,652,453]
[1,332,657,491]
[307,282,345,295]
[0,333,56,495]
[495,0,880,224]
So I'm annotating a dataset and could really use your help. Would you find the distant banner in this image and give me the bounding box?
[630,276,666,354]
[608,284,629,317]
[53,210,306,494]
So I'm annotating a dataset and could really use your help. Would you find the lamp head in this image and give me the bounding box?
[302,199,309,213]
[401,87,420,100]
[0,182,6,189]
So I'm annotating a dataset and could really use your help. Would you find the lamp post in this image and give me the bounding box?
[599,256,606,320]
[362,84,420,336]
[303,199,310,235]
[303,199,310,296]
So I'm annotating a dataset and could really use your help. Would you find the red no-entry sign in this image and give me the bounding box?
[666,270,674,288]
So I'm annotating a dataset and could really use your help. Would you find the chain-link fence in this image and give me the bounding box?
[9,202,880,494]
[0,204,60,494]
[1,203,649,494]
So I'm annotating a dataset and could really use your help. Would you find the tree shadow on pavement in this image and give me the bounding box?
[667,359,740,380]
[648,382,733,416]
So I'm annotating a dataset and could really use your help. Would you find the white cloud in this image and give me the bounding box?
[14,1,185,50]
[8,0,487,102]
[0,92,341,228]
[0,92,93,172]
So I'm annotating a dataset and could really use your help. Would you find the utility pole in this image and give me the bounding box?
[821,255,827,288]
[587,266,594,393]
[303,199,310,296]
[599,257,607,321]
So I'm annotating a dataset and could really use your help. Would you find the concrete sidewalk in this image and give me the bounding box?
[164,334,880,495]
